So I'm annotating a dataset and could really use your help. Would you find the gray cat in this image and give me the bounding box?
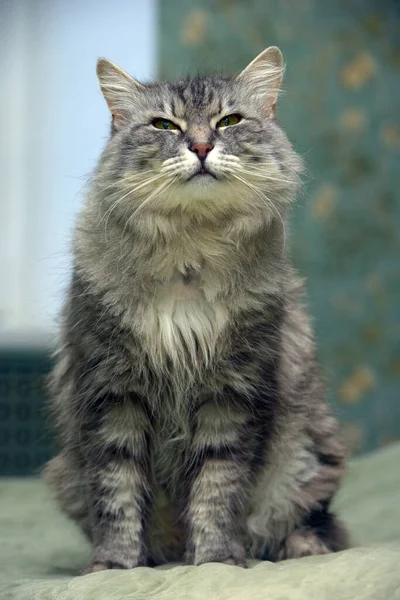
[44,46,349,573]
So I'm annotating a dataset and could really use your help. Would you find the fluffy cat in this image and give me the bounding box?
[44,46,349,573]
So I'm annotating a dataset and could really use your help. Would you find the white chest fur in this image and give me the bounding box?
[141,269,228,374]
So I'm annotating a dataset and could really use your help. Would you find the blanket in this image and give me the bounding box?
[1,443,399,599]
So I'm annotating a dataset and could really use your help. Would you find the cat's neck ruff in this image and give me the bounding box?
[76,197,281,380]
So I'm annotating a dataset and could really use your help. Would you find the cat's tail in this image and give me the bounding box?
[43,451,92,540]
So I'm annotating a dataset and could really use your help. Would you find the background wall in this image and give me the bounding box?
[0,0,398,475]
[0,0,156,475]
[159,0,400,454]
[0,0,156,333]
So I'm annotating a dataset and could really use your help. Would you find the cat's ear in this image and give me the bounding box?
[96,58,144,130]
[237,46,284,117]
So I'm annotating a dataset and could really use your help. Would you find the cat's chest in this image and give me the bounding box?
[140,268,228,371]
[157,268,202,303]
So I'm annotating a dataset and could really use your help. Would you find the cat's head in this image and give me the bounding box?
[94,47,302,223]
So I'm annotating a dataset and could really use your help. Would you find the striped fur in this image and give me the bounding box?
[44,47,349,572]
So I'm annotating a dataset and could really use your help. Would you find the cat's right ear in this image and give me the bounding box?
[237,46,284,118]
[96,58,144,130]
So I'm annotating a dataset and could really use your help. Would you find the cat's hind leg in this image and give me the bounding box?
[273,505,349,560]
[43,451,92,539]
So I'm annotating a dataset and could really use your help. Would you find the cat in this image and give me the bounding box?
[44,46,349,573]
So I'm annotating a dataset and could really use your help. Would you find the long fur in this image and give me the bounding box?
[44,48,349,572]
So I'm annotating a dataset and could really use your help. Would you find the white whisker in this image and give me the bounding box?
[96,169,158,194]
[100,173,166,241]
[123,176,177,234]
[230,172,287,255]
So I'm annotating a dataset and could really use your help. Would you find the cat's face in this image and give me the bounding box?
[95,48,301,222]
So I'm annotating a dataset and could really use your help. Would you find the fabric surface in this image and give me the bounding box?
[0,443,399,599]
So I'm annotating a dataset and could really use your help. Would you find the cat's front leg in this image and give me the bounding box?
[82,399,152,573]
[184,401,254,567]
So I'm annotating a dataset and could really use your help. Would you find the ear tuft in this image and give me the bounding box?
[237,46,284,117]
[96,58,143,129]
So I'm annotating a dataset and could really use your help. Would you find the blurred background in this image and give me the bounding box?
[0,0,399,475]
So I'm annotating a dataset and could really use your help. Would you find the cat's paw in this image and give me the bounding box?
[82,560,127,575]
[191,539,247,567]
[217,556,247,567]
[276,528,330,561]
[82,548,147,575]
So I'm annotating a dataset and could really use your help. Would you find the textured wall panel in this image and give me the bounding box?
[159,0,400,454]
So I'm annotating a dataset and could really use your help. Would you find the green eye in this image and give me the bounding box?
[152,119,179,131]
[216,114,242,128]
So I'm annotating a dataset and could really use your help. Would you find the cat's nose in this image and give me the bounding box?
[189,142,214,161]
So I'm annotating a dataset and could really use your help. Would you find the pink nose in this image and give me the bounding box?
[190,142,214,160]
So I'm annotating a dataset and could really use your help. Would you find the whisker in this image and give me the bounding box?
[135,177,177,217]
[230,172,287,255]
[100,173,166,241]
[95,170,158,194]
[238,169,295,185]
[123,176,177,234]
[239,155,308,179]
[237,163,296,185]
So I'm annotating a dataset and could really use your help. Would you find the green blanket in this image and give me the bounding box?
[1,443,399,600]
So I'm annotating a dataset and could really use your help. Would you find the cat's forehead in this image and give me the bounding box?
[161,76,236,118]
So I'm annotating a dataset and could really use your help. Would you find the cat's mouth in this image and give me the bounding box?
[187,166,218,182]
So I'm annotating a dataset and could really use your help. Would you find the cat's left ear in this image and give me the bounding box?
[97,58,144,130]
[237,46,284,118]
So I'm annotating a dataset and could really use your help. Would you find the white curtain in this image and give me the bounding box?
[0,0,156,342]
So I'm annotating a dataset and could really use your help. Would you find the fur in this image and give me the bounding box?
[44,47,349,572]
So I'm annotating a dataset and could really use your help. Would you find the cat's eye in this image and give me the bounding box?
[152,119,179,131]
[216,114,242,128]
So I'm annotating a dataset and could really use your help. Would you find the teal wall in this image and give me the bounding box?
[0,350,54,476]
[0,1,399,476]
[159,0,400,454]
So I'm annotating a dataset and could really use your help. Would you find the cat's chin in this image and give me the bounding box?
[186,168,218,183]
[177,173,216,196]
[186,173,218,190]
[154,179,247,217]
